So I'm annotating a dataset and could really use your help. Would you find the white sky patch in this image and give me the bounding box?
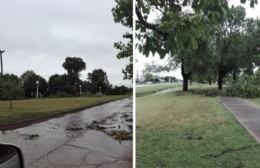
[0,0,131,87]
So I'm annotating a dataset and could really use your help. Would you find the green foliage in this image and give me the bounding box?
[62,57,86,84]
[143,73,153,82]
[163,76,178,82]
[112,0,132,28]
[114,39,133,80]
[107,85,132,95]
[136,0,230,57]
[87,69,111,93]
[225,71,260,98]
[143,72,160,83]
[112,0,133,80]
[48,74,70,94]
[20,70,48,97]
[0,74,24,100]
[136,0,259,91]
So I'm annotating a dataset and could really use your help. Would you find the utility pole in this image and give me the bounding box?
[0,50,5,77]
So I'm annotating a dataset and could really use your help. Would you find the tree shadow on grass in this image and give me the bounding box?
[174,88,222,97]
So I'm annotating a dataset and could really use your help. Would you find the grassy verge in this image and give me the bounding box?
[248,98,260,106]
[137,86,260,167]
[0,95,129,125]
[136,83,181,97]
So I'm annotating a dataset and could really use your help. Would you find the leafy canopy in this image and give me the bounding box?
[112,0,133,80]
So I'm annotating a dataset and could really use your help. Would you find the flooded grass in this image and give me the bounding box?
[0,95,129,125]
[137,85,260,168]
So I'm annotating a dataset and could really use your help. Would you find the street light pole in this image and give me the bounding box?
[79,85,82,96]
[36,80,39,99]
[0,50,5,77]
[99,86,102,95]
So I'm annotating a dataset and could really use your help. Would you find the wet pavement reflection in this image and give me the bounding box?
[0,98,133,168]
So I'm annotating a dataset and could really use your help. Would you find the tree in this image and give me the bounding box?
[136,0,258,91]
[244,18,260,68]
[87,69,111,94]
[0,74,24,101]
[108,85,131,95]
[136,0,230,56]
[20,70,36,86]
[62,57,86,85]
[112,0,133,80]
[164,76,178,83]
[187,39,217,85]
[136,0,228,91]
[143,73,154,82]
[48,74,79,95]
[136,0,257,56]
[214,6,248,90]
[20,70,48,97]
[48,74,61,92]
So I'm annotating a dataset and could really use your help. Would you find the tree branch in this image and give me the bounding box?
[135,6,169,37]
[135,6,159,31]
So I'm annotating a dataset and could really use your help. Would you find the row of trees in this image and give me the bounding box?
[136,1,260,91]
[0,57,131,100]
[138,62,179,83]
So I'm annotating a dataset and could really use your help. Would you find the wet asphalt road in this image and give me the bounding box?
[0,98,132,168]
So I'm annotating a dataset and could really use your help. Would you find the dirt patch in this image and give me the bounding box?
[65,127,83,131]
[191,89,220,97]
[86,108,132,141]
[19,134,39,140]
[186,135,203,140]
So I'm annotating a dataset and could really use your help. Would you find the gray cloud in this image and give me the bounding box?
[0,0,131,86]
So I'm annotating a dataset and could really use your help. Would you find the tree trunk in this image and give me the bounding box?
[208,77,212,85]
[218,66,223,90]
[183,75,189,91]
[181,61,191,91]
[233,68,237,82]
[218,75,223,90]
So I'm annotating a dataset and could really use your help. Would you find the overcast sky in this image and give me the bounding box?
[136,0,260,80]
[0,0,131,86]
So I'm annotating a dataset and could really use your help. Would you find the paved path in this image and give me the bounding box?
[220,97,260,143]
[0,98,132,168]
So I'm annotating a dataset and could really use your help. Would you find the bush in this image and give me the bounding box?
[225,71,260,98]
[107,85,132,95]
[0,79,25,100]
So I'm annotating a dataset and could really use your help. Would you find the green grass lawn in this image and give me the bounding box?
[136,83,181,97]
[137,85,260,168]
[0,95,129,125]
